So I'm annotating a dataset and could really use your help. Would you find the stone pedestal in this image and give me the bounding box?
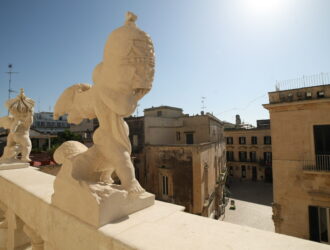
[52,171,155,228]
[0,162,29,171]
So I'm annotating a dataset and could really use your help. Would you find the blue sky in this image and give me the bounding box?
[0,0,329,125]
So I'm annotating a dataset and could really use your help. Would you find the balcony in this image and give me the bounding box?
[259,159,272,167]
[275,72,330,91]
[227,159,261,164]
[0,167,326,250]
[303,154,330,172]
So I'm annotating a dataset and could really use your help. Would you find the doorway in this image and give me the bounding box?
[252,166,257,181]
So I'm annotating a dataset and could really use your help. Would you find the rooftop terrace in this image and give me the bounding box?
[268,84,330,105]
[275,72,330,91]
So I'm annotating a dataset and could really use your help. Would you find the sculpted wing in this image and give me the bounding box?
[0,116,13,129]
[54,83,96,124]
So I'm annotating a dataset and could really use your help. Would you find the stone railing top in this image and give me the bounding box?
[0,167,328,250]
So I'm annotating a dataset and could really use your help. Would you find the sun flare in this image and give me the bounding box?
[244,0,285,15]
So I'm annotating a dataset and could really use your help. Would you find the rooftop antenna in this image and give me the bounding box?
[201,96,206,114]
[5,64,19,100]
[5,64,19,114]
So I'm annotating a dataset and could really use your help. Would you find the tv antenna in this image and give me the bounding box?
[5,64,19,100]
[201,96,206,113]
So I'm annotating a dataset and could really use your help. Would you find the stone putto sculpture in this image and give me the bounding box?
[51,12,155,227]
[0,89,34,164]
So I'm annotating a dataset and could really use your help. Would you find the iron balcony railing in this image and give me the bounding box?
[303,154,330,172]
[275,72,330,91]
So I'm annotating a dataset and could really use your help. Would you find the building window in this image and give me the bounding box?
[226,151,234,161]
[176,132,181,141]
[309,206,330,243]
[229,166,233,176]
[264,136,272,145]
[133,134,138,147]
[239,137,246,144]
[241,165,246,178]
[157,111,162,117]
[185,132,194,144]
[314,125,330,169]
[250,151,257,162]
[239,151,247,162]
[226,137,233,144]
[264,152,272,165]
[251,136,258,145]
[314,125,330,155]
[162,175,168,196]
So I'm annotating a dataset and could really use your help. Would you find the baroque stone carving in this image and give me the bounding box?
[51,12,155,227]
[0,89,34,164]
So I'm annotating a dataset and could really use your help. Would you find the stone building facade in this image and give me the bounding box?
[32,112,69,134]
[69,118,99,146]
[224,120,272,182]
[126,106,227,218]
[264,82,330,244]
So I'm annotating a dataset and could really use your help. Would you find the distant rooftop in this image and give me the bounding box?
[257,119,270,129]
[266,83,330,105]
[144,106,183,112]
[275,72,330,91]
[225,119,270,131]
[139,106,227,125]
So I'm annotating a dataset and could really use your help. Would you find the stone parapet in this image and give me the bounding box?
[0,167,328,250]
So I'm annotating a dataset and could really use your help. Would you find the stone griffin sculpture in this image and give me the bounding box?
[0,89,34,164]
[51,12,155,226]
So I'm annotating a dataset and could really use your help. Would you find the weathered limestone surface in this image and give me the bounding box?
[0,168,328,250]
[0,162,29,170]
[51,12,155,226]
[264,87,330,239]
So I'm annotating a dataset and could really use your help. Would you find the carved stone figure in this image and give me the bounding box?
[0,89,34,163]
[52,12,155,227]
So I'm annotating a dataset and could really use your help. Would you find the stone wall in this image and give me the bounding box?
[264,87,330,240]
[225,128,272,182]
[145,141,226,218]
[0,167,327,250]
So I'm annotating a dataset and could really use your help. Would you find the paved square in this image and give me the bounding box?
[220,179,275,232]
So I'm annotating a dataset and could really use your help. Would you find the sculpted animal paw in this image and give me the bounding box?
[127,179,145,194]
[100,171,114,184]
[21,157,31,163]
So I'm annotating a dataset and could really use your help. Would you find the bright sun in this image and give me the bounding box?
[244,0,285,15]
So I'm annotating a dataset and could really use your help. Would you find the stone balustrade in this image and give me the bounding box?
[0,167,328,250]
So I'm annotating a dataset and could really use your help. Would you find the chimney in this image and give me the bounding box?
[235,114,241,125]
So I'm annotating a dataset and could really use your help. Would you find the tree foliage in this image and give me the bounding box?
[48,129,83,154]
